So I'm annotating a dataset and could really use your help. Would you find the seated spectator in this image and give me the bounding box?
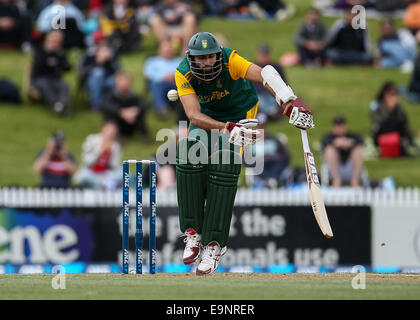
[403,0,420,36]
[148,0,199,53]
[88,0,115,29]
[39,0,53,10]
[401,53,420,103]
[79,34,120,111]
[72,0,90,10]
[370,82,415,157]
[254,44,286,119]
[37,0,90,10]
[143,40,182,117]
[16,0,39,19]
[74,122,122,190]
[245,112,292,188]
[0,0,32,51]
[325,7,373,65]
[30,30,73,116]
[294,7,328,67]
[14,1,34,50]
[322,116,364,187]
[99,0,140,54]
[88,0,105,16]
[376,19,416,70]
[374,0,409,12]
[136,0,159,25]
[332,0,374,9]
[248,0,295,21]
[101,72,150,143]
[37,0,86,49]
[33,131,77,189]
[202,0,243,17]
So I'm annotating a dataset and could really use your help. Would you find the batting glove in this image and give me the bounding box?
[224,119,262,147]
[283,98,315,130]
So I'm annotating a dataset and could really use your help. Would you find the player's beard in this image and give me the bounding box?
[189,54,222,81]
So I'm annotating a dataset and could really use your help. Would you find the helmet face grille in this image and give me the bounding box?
[187,53,222,82]
[186,32,223,81]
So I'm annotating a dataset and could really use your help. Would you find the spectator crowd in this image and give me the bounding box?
[0,0,419,190]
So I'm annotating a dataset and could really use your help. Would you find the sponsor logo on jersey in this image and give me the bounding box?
[198,90,230,103]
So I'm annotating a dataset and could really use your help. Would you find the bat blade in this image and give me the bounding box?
[304,152,334,238]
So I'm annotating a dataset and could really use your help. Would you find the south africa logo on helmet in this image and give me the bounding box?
[187,32,223,82]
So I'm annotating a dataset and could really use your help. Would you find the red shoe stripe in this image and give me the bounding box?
[186,228,196,235]
[183,247,200,265]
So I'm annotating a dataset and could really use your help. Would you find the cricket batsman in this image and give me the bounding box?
[175,32,314,275]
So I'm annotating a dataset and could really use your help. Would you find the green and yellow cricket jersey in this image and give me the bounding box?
[175,47,259,123]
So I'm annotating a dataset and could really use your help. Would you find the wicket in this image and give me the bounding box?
[122,160,157,274]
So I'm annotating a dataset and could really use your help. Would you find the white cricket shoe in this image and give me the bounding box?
[183,228,202,265]
[196,242,227,275]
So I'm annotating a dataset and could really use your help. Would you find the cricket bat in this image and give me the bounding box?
[300,129,334,238]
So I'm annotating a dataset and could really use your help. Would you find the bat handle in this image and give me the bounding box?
[300,129,311,153]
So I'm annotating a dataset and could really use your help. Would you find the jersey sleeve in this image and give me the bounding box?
[175,69,195,97]
[228,50,253,80]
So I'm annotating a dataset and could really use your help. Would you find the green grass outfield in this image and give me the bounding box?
[1,273,420,300]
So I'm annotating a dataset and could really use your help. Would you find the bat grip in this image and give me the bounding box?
[300,129,311,153]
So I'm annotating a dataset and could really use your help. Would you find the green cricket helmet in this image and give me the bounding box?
[186,32,223,81]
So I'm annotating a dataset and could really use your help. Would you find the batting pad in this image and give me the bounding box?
[176,138,208,234]
[201,150,242,247]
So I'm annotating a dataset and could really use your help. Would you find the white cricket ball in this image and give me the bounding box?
[167,89,179,101]
[129,269,136,274]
